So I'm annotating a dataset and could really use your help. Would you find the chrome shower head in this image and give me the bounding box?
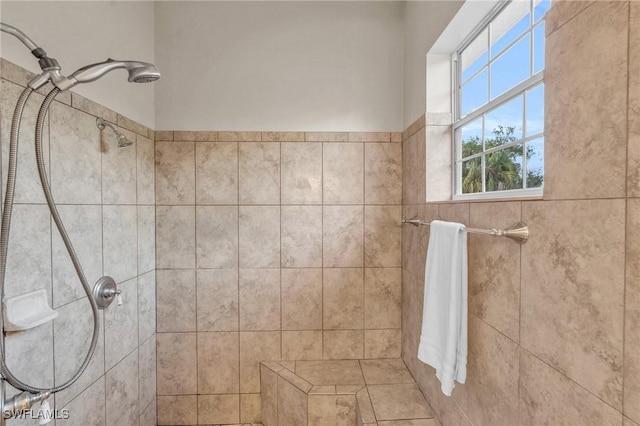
[96,118,133,149]
[56,58,160,91]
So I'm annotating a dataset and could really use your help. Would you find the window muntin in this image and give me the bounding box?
[453,0,549,198]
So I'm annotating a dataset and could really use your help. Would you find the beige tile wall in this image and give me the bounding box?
[155,131,402,424]
[402,2,639,425]
[0,59,156,426]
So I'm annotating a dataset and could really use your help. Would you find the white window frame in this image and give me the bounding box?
[451,0,546,201]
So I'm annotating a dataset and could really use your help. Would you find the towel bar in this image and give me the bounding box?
[401,217,529,244]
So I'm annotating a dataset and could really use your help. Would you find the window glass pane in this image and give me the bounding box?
[490,0,531,58]
[533,22,545,74]
[534,0,552,22]
[490,34,531,99]
[461,28,488,83]
[525,137,544,188]
[462,157,483,194]
[484,95,523,145]
[461,68,488,116]
[486,145,523,192]
[461,118,483,158]
[526,84,544,136]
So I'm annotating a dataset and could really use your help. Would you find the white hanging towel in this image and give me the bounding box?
[417,220,468,396]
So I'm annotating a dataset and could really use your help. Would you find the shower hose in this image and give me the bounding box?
[0,86,99,394]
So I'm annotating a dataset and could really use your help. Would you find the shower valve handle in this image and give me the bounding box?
[92,276,122,310]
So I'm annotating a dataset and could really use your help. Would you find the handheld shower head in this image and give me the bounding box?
[56,58,160,91]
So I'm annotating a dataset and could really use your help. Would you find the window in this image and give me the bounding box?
[452,0,550,198]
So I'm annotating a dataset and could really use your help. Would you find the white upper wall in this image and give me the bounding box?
[0,1,156,128]
[403,0,463,128]
[154,1,404,131]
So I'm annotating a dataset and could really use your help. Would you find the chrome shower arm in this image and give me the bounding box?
[0,22,40,55]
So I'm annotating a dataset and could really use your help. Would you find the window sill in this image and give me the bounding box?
[450,188,543,203]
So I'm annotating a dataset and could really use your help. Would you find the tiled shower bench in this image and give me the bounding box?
[260,359,439,426]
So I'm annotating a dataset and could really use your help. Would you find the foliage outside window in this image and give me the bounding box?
[453,0,550,198]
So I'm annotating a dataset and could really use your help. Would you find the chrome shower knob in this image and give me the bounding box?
[92,276,121,309]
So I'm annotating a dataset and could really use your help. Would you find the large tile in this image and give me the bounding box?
[155,141,195,204]
[156,269,196,332]
[239,142,280,204]
[49,101,101,204]
[106,349,139,426]
[295,360,364,386]
[1,81,49,204]
[365,268,401,329]
[103,205,137,283]
[198,394,240,425]
[138,335,156,412]
[464,315,519,426]
[59,376,106,426]
[625,199,640,423]
[140,399,157,426]
[281,206,322,267]
[323,331,364,360]
[323,142,364,204]
[521,200,625,408]
[138,271,156,343]
[137,205,155,274]
[157,395,197,425]
[308,394,356,426]
[282,268,322,330]
[4,321,53,390]
[364,329,401,359]
[198,332,240,393]
[295,360,365,386]
[402,204,438,281]
[356,387,376,424]
[468,202,521,341]
[402,273,424,348]
[240,331,281,393]
[629,2,640,198]
[360,359,414,385]
[52,205,102,308]
[156,332,197,395]
[402,128,425,205]
[136,134,155,205]
[196,142,238,204]
[545,0,595,36]
[281,142,322,204]
[156,206,195,269]
[196,206,238,268]
[5,205,51,299]
[53,300,105,408]
[544,1,628,199]
[323,206,364,267]
[261,364,279,426]
[278,377,307,426]
[323,268,364,329]
[197,269,238,331]
[365,143,402,204]
[101,124,136,205]
[282,330,323,360]
[368,383,433,421]
[239,206,280,268]
[365,205,401,267]
[519,350,622,426]
[240,269,280,330]
[104,278,138,370]
[241,393,262,423]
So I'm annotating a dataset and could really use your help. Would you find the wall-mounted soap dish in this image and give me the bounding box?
[3,290,58,332]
